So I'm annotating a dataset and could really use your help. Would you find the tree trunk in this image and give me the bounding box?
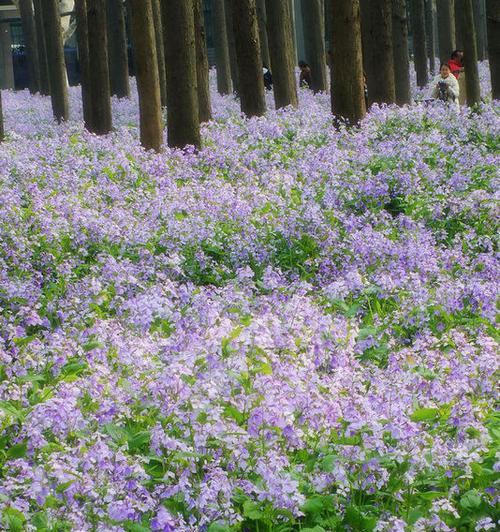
[128,0,162,151]
[458,0,481,105]
[75,0,93,129]
[455,0,463,48]
[213,0,232,94]
[301,0,327,92]
[425,0,436,74]
[265,0,298,108]
[33,0,50,95]
[19,0,40,94]
[106,0,130,98]
[474,0,487,60]
[44,0,69,122]
[161,0,201,149]
[87,0,112,133]
[330,0,366,124]
[392,0,411,105]
[410,0,429,88]
[151,0,167,107]
[256,0,271,68]
[193,0,212,122]
[0,90,4,141]
[436,0,456,63]
[232,0,266,117]
[360,0,396,104]
[289,0,298,64]
[225,0,239,92]
[486,0,500,100]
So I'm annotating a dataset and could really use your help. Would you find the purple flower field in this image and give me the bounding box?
[0,70,498,531]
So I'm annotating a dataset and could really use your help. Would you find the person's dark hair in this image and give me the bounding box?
[440,63,451,70]
[451,50,463,59]
[298,60,308,68]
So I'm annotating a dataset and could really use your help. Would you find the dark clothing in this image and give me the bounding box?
[263,68,273,90]
[300,67,312,88]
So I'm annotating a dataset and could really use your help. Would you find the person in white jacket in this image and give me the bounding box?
[428,63,460,108]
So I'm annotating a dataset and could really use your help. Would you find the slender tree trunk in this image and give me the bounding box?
[301,0,327,92]
[486,0,500,100]
[161,0,201,149]
[410,0,429,87]
[128,0,162,151]
[425,0,436,74]
[213,0,232,94]
[360,0,396,104]
[455,0,463,48]
[193,0,212,122]
[19,0,40,94]
[0,90,4,141]
[436,0,456,63]
[33,0,50,95]
[289,0,298,65]
[225,0,239,92]
[392,0,411,105]
[474,0,487,60]
[458,0,481,105]
[75,0,93,129]
[87,0,112,133]
[106,0,130,98]
[232,0,266,117]
[151,0,167,107]
[330,0,366,124]
[44,0,69,122]
[256,0,271,68]
[265,0,297,109]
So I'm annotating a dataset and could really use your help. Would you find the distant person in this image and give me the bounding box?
[448,50,467,105]
[263,65,273,91]
[299,61,312,88]
[363,71,368,108]
[428,63,460,108]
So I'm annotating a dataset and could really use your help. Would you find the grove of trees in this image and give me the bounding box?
[1,0,498,149]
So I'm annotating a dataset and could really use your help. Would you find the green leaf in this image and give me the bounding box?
[319,454,336,472]
[6,442,27,459]
[207,523,232,532]
[243,500,263,520]
[223,405,245,426]
[410,407,440,422]
[302,497,324,514]
[128,431,151,453]
[82,340,103,352]
[2,508,26,532]
[0,401,25,421]
[418,491,448,501]
[104,424,129,445]
[460,490,482,511]
[124,523,151,532]
[302,528,326,532]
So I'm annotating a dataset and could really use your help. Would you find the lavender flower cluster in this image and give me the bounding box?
[0,69,498,531]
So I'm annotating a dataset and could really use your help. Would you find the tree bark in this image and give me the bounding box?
[301,0,327,92]
[225,0,239,92]
[151,0,167,107]
[360,0,396,104]
[0,90,4,142]
[33,0,50,95]
[455,0,463,49]
[265,0,298,109]
[87,0,112,133]
[474,0,487,60]
[19,0,40,94]
[75,0,93,129]
[486,0,500,100]
[330,0,366,124]
[436,0,456,63]
[392,0,411,105]
[128,0,163,151]
[410,0,429,88]
[161,0,201,149]
[213,0,232,94]
[44,0,69,122]
[458,0,481,105]
[193,0,212,122]
[106,0,130,98]
[425,0,436,74]
[256,0,271,68]
[232,0,266,117]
